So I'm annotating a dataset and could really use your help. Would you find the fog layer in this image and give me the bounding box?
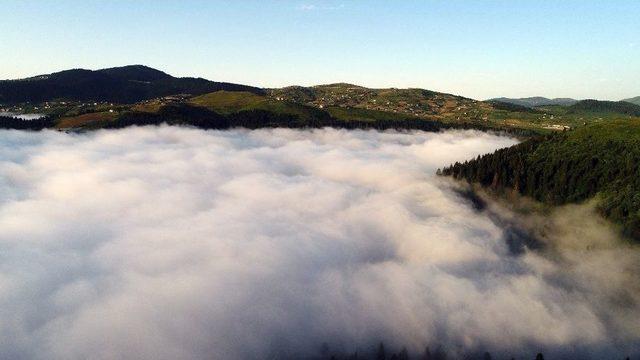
[0,127,637,359]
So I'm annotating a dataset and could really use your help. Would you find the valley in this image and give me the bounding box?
[3,66,639,135]
[1,66,639,245]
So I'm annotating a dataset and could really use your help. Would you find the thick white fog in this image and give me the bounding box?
[0,127,638,359]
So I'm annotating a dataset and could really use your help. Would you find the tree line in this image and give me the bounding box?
[0,101,541,138]
[100,103,539,136]
[0,115,55,130]
[314,341,634,360]
[439,129,640,241]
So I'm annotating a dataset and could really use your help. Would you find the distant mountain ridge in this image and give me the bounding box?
[568,99,640,116]
[0,65,264,104]
[490,97,578,108]
[3,65,640,134]
[623,96,640,106]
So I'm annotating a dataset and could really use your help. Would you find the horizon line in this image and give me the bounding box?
[2,64,637,103]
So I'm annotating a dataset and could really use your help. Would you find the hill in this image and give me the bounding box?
[487,100,541,113]
[46,89,535,135]
[187,90,540,135]
[2,65,638,134]
[243,85,640,132]
[190,90,327,120]
[622,96,640,106]
[490,97,578,108]
[566,99,640,116]
[96,102,451,133]
[267,84,590,132]
[97,65,173,82]
[440,119,640,241]
[269,83,490,119]
[0,65,263,104]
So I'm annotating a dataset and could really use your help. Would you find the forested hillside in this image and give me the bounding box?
[440,120,640,240]
[567,99,640,116]
[101,103,450,133]
[0,115,55,130]
[623,96,640,106]
[3,66,640,134]
[0,65,263,104]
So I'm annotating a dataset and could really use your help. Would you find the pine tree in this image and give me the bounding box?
[376,342,386,360]
[398,347,409,360]
[422,346,432,360]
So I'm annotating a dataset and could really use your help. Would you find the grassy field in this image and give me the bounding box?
[55,111,118,129]
[190,90,329,121]
[325,106,425,122]
[270,83,485,120]
[190,91,267,113]
[190,90,520,130]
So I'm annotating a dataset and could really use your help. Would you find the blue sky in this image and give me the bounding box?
[1,0,638,100]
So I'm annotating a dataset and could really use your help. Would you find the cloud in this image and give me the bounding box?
[297,3,345,11]
[0,127,638,359]
[298,4,317,11]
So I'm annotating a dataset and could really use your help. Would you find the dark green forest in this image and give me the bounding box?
[90,103,541,136]
[567,100,640,116]
[0,115,55,130]
[309,340,621,360]
[309,341,549,360]
[0,101,541,136]
[440,120,640,241]
[0,65,263,104]
[103,103,448,132]
[487,100,541,114]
